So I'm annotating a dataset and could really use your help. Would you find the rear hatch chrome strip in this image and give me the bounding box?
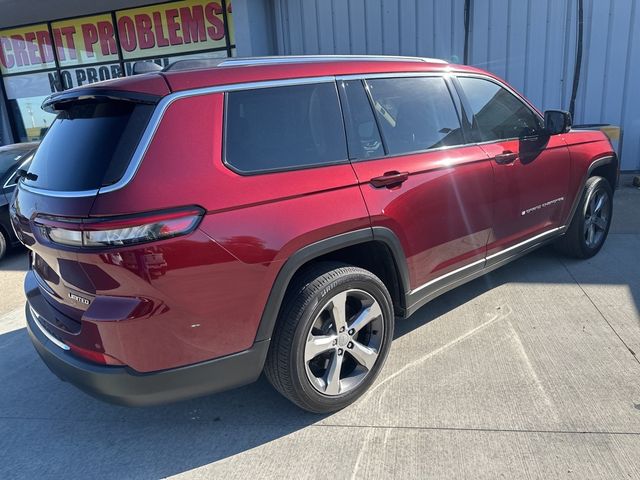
[29,304,70,351]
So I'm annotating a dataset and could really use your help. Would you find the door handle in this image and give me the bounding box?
[370,171,409,188]
[494,151,518,164]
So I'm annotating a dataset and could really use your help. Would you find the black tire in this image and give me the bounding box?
[0,228,7,261]
[264,262,394,413]
[555,176,613,259]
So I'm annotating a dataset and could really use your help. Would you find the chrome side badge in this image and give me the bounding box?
[521,197,564,216]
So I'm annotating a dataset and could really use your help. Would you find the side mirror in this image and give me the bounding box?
[544,110,572,135]
[132,61,163,75]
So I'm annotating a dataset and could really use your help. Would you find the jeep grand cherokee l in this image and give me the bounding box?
[10,55,617,413]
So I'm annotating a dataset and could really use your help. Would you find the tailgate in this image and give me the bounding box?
[11,90,162,323]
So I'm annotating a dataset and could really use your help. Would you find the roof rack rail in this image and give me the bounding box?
[219,55,448,67]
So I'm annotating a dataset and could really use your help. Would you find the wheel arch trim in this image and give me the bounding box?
[254,227,410,342]
[563,154,617,231]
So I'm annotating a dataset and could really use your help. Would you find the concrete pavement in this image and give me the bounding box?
[0,178,639,479]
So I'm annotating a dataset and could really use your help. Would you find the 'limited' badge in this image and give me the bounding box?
[68,292,90,305]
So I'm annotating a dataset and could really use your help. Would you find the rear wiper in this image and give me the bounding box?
[16,169,38,181]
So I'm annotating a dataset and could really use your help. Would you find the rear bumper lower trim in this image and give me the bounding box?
[26,302,269,406]
[28,304,70,351]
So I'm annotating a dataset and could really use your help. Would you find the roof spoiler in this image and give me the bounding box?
[42,88,161,113]
[131,60,163,75]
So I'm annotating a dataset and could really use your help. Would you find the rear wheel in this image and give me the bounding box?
[556,176,613,259]
[0,228,7,261]
[265,262,394,413]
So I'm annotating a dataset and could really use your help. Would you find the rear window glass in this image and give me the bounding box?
[23,100,153,191]
[225,82,348,174]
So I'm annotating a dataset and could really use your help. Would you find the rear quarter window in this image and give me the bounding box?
[224,82,348,174]
[23,100,153,192]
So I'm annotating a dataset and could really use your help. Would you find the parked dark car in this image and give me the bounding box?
[10,56,617,412]
[0,142,38,260]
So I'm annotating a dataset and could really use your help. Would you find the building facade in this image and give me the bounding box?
[1,0,638,171]
[0,0,234,145]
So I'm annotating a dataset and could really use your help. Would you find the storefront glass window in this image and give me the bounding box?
[59,64,123,89]
[51,14,120,67]
[115,0,231,60]
[0,23,55,75]
[3,72,57,141]
[0,0,234,146]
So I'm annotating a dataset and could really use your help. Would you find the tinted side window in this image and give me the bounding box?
[225,83,347,173]
[458,77,543,142]
[366,77,464,156]
[339,80,384,160]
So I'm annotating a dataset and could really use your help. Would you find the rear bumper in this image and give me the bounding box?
[26,302,270,406]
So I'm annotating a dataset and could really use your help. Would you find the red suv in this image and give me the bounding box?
[10,56,617,413]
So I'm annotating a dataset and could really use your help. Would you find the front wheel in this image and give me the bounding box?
[264,263,394,413]
[556,176,613,259]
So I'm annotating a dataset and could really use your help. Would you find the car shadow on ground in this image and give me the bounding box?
[0,324,323,477]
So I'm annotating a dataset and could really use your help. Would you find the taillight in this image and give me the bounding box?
[35,208,203,248]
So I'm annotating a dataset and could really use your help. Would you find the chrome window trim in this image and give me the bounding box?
[19,76,336,198]
[338,73,469,161]
[454,73,545,123]
[100,76,336,195]
[222,79,350,175]
[19,181,99,197]
[345,131,474,163]
[3,154,33,189]
[17,70,550,198]
[339,72,549,157]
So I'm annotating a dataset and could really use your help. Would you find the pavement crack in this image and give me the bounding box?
[506,321,559,422]
[558,258,640,367]
[3,415,640,438]
[357,304,514,406]
[347,305,514,479]
[314,423,640,437]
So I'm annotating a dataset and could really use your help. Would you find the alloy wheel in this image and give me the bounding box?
[584,187,610,249]
[304,289,384,396]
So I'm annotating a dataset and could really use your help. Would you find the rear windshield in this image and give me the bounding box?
[23,100,154,191]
